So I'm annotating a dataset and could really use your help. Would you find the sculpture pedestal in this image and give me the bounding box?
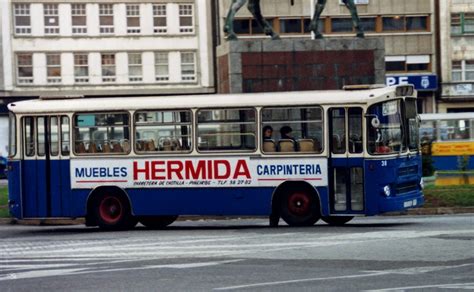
[216,38,385,94]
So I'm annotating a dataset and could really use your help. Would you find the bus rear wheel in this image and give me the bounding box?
[93,192,137,231]
[321,216,354,226]
[280,190,320,227]
[138,216,178,229]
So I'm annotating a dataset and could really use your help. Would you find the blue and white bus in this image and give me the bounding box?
[419,112,474,171]
[7,85,423,230]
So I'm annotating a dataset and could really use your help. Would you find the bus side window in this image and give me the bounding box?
[349,108,363,154]
[331,108,346,154]
[50,116,59,156]
[23,117,35,157]
[61,116,70,156]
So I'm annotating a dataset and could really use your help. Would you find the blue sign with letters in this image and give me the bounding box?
[386,74,438,91]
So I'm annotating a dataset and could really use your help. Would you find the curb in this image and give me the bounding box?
[0,208,473,226]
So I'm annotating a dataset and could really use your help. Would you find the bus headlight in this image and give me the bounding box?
[420,178,424,190]
[383,185,391,197]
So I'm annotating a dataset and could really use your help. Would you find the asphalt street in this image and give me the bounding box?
[0,214,473,291]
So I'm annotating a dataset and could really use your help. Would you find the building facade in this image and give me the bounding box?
[0,0,214,98]
[439,0,474,113]
[0,0,215,157]
[217,0,437,113]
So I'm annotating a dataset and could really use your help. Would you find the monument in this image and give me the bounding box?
[218,1,383,94]
[224,0,364,41]
[309,0,364,39]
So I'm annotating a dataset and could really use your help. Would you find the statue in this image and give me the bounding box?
[224,0,364,41]
[308,0,364,39]
[224,0,279,41]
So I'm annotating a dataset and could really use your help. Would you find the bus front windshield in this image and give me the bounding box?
[367,99,404,155]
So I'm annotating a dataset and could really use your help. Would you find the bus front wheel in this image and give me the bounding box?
[138,216,178,229]
[280,189,320,227]
[93,192,137,231]
[321,216,354,226]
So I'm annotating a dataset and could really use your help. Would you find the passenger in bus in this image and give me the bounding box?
[262,125,273,140]
[280,126,294,140]
[375,142,391,154]
[279,126,297,151]
[262,125,276,152]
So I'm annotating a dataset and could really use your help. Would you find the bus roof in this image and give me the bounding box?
[420,112,474,121]
[8,86,408,114]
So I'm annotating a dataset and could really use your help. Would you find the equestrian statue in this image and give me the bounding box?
[224,0,364,41]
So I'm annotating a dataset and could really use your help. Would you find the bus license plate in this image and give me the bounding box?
[403,199,417,208]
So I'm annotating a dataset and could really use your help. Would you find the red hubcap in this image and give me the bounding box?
[288,192,311,216]
[99,196,123,224]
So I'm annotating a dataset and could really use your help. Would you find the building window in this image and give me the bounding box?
[382,16,428,32]
[155,52,169,82]
[126,4,140,34]
[359,17,376,32]
[279,18,314,34]
[44,4,59,35]
[452,61,462,81]
[128,53,142,82]
[14,4,31,35]
[385,55,430,73]
[46,54,61,84]
[452,60,474,81]
[179,4,194,33]
[153,4,167,34]
[101,54,116,83]
[71,4,87,35]
[451,12,474,34]
[181,52,196,81]
[99,4,114,34]
[17,54,33,84]
[331,18,353,33]
[233,18,277,35]
[280,18,303,34]
[74,54,89,83]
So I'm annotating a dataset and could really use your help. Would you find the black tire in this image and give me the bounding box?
[280,189,320,227]
[321,216,354,226]
[93,191,137,231]
[139,216,178,229]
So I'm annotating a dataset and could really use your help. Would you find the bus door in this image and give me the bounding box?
[328,108,365,214]
[21,116,68,217]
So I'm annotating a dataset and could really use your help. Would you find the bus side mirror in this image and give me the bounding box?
[371,117,380,128]
[365,114,380,128]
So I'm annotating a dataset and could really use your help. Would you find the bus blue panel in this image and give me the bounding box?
[316,187,330,216]
[127,187,274,216]
[36,160,48,218]
[432,156,474,171]
[364,155,424,215]
[60,160,72,217]
[7,161,22,219]
[21,160,38,217]
[49,159,62,217]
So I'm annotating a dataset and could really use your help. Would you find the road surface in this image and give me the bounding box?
[1,214,473,291]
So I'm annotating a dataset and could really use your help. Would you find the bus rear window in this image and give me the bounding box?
[8,113,16,157]
[197,108,256,152]
[74,113,130,154]
[135,110,192,153]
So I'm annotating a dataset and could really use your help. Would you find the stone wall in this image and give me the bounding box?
[217,38,385,94]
